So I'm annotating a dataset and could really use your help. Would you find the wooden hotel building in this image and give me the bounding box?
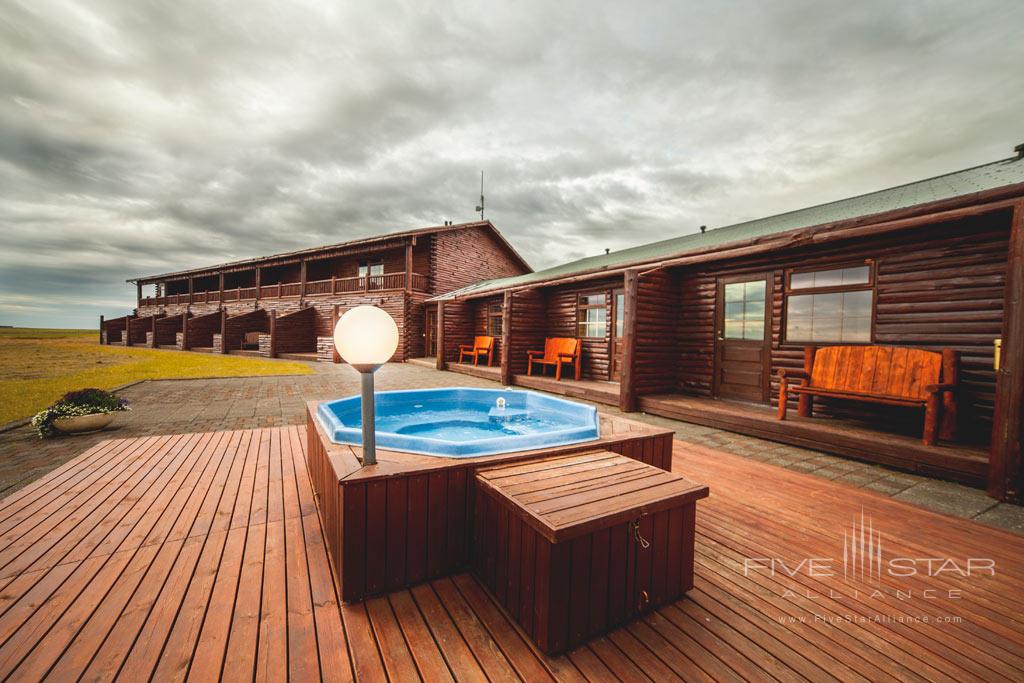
[101,146,1024,501]
[429,147,1024,502]
[101,221,531,361]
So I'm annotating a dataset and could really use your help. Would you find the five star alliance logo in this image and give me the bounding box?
[843,509,883,582]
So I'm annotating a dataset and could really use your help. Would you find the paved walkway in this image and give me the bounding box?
[1,360,1021,533]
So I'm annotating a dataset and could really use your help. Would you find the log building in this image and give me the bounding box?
[99,146,1024,501]
[429,146,1024,502]
[100,221,531,362]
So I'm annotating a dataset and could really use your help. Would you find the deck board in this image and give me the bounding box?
[0,426,1020,681]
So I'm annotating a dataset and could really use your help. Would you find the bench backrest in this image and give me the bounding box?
[473,336,494,351]
[809,346,942,400]
[542,337,581,363]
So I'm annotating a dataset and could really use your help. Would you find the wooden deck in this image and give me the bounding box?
[445,362,621,407]
[448,361,502,381]
[0,427,1020,680]
[640,393,990,488]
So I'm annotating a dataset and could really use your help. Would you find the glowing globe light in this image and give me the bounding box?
[333,305,399,369]
[333,305,399,466]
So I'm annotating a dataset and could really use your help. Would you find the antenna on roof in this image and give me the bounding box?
[475,171,485,220]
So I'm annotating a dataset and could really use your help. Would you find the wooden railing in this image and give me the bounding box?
[139,272,429,307]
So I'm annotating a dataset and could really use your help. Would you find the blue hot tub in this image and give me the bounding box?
[316,387,600,458]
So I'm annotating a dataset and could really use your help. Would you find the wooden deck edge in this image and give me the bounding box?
[638,395,988,487]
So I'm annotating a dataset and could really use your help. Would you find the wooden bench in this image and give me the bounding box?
[241,331,262,350]
[778,345,959,445]
[527,337,581,381]
[458,335,495,366]
[473,451,708,654]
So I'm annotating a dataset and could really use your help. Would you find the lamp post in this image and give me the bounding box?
[333,305,399,466]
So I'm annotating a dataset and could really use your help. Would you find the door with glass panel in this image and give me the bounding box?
[714,275,770,402]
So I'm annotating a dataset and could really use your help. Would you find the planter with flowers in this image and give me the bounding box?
[31,388,130,438]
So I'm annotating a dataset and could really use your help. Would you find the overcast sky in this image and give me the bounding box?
[1,0,1022,328]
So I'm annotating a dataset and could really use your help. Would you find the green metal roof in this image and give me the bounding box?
[431,152,1024,301]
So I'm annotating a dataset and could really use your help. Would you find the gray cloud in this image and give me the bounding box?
[1,0,1022,327]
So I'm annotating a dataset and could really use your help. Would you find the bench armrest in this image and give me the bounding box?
[459,344,473,351]
[557,353,577,361]
[925,382,956,394]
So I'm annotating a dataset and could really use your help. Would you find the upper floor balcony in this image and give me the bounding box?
[139,271,429,307]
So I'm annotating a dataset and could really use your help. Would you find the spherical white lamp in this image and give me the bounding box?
[333,305,399,465]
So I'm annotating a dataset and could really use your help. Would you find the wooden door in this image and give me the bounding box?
[610,289,625,381]
[714,275,770,403]
[425,308,437,357]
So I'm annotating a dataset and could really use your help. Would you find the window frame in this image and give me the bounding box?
[486,302,503,337]
[358,259,384,278]
[576,291,609,340]
[783,260,876,345]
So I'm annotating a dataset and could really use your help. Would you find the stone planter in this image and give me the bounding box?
[53,412,115,435]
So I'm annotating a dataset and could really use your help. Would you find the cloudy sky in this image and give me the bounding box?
[1,0,1022,328]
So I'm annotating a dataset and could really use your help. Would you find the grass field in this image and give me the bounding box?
[0,328,313,425]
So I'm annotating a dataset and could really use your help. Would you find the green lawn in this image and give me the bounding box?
[0,328,313,424]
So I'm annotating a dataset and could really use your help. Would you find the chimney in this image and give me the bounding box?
[605,248,610,255]
[700,225,706,234]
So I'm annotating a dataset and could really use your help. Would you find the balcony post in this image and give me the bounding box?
[181,311,189,350]
[500,290,512,386]
[99,315,104,345]
[255,267,261,301]
[188,277,193,304]
[219,272,224,302]
[136,282,142,307]
[151,314,157,348]
[436,302,446,370]
[269,309,277,358]
[405,241,414,293]
[300,259,307,299]
[331,276,337,295]
[220,308,228,354]
[619,269,639,413]
[332,305,342,363]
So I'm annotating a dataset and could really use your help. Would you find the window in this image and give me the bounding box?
[785,264,873,343]
[577,293,607,338]
[723,280,766,340]
[486,302,503,337]
[358,260,384,278]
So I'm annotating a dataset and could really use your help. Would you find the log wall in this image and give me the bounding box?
[470,295,503,362]
[670,213,1011,441]
[222,309,269,351]
[153,314,185,346]
[431,226,530,294]
[270,306,317,355]
[185,310,222,348]
[634,270,682,395]
[508,290,547,375]
[543,277,621,380]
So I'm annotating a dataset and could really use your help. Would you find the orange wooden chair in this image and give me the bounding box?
[527,338,582,381]
[777,345,959,445]
[459,335,495,366]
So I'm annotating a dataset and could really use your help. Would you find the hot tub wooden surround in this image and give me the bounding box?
[304,401,677,604]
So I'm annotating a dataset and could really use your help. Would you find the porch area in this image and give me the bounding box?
[639,393,990,487]
[0,425,1018,680]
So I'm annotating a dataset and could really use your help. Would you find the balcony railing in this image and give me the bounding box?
[139,272,428,307]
